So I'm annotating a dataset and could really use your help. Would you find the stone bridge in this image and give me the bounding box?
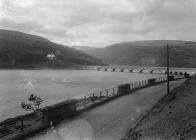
[83,65,195,77]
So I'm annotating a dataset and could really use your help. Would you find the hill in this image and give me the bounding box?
[0,29,103,69]
[77,40,196,68]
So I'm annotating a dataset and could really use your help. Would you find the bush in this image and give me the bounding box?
[21,94,43,112]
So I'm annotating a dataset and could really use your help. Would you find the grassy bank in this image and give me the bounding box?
[122,78,196,140]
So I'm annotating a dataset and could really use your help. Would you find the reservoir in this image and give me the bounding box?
[0,69,163,122]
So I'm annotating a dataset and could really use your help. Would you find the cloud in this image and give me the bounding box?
[0,0,195,47]
[0,18,42,33]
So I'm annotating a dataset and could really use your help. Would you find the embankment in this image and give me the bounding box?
[0,76,183,140]
[123,78,196,140]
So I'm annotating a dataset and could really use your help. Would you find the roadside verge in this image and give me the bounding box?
[122,78,196,140]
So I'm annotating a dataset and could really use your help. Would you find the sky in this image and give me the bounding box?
[0,0,196,47]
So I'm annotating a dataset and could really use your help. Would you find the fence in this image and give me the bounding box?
[75,76,169,110]
[76,87,119,109]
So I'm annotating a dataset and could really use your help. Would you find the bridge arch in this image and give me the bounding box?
[139,69,145,73]
[114,68,121,72]
[120,68,129,72]
[174,71,178,75]
[124,69,130,72]
[152,70,161,74]
[150,70,154,74]
[132,69,139,73]
[120,68,124,72]
[161,70,166,74]
[179,72,183,75]
[184,72,190,78]
[142,69,150,73]
[105,68,111,71]
[103,67,111,71]
[129,69,134,72]
[112,68,116,72]
[97,67,102,71]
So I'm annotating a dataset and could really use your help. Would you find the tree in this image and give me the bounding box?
[21,94,43,112]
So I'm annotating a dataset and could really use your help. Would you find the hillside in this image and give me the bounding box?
[77,40,196,68]
[0,29,103,69]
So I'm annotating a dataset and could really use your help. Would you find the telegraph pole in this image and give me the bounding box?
[167,44,170,95]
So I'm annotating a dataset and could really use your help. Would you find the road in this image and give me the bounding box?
[29,79,185,140]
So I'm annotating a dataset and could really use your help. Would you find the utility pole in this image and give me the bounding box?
[167,44,170,95]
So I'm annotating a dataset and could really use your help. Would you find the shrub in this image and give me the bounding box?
[21,94,43,112]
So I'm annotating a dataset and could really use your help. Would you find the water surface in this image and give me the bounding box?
[0,69,163,121]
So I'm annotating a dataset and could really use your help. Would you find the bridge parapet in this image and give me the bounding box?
[88,66,195,78]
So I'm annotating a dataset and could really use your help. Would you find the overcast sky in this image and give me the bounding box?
[0,0,195,47]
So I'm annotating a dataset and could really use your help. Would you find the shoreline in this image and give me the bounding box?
[122,78,196,140]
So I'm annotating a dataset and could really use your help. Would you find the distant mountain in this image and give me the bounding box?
[77,40,196,68]
[0,29,103,68]
[72,46,97,51]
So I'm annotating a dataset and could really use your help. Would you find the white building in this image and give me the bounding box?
[46,53,56,60]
